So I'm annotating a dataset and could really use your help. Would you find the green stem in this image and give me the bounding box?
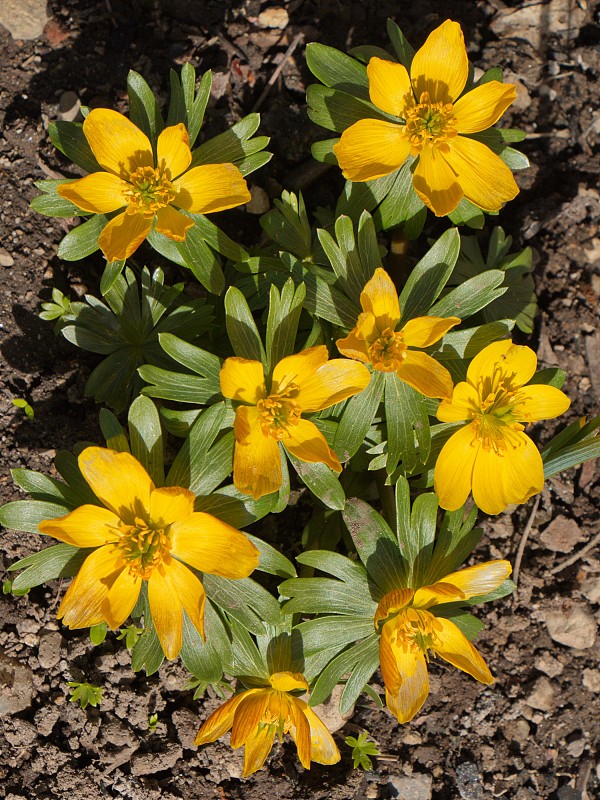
[375,469,396,533]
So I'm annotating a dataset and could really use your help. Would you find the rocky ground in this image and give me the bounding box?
[0,1,598,799]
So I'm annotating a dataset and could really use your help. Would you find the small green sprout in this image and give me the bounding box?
[116,624,144,651]
[67,681,103,709]
[148,712,159,732]
[345,731,380,771]
[2,579,29,596]
[39,287,83,324]
[12,398,34,419]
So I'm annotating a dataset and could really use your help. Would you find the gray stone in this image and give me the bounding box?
[387,773,433,800]
[0,652,34,715]
[0,0,49,40]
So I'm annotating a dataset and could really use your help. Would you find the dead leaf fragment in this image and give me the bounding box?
[540,516,588,552]
[257,7,289,29]
[544,604,597,649]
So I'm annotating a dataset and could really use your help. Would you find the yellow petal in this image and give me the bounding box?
[146,557,184,660]
[288,697,312,770]
[367,57,413,117]
[156,123,192,178]
[471,429,543,514]
[437,381,479,423]
[170,512,259,579]
[397,350,454,399]
[164,556,206,642]
[271,346,329,394]
[98,210,153,262]
[432,617,493,683]
[333,119,411,182]
[336,327,371,363]
[284,419,341,472]
[242,722,277,777]
[57,173,128,213]
[412,582,466,608]
[301,705,341,765]
[466,340,536,391]
[410,19,468,104]
[38,505,120,548]
[445,135,519,212]
[360,268,401,331]
[440,560,513,600]
[173,163,251,213]
[513,384,571,423]
[401,315,460,348]
[83,108,153,179]
[149,486,195,527]
[412,146,463,217]
[374,588,415,629]
[78,447,154,526]
[355,311,380,344]
[154,205,195,242]
[220,357,267,404]
[102,565,141,630]
[380,619,430,723]
[195,690,260,745]
[58,544,123,628]
[295,360,371,413]
[454,81,517,134]
[434,423,479,511]
[230,691,270,748]
[269,672,309,693]
[233,406,282,499]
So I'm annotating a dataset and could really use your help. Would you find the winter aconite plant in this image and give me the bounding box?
[2,19,599,780]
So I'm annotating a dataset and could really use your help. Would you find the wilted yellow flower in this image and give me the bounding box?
[333,20,519,216]
[220,346,371,499]
[336,267,459,399]
[58,109,250,261]
[39,447,259,659]
[194,671,340,776]
[375,560,512,723]
[434,340,571,514]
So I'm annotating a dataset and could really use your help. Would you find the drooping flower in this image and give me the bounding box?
[434,340,571,514]
[194,671,340,776]
[375,560,512,723]
[38,447,259,659]
[336,267,460,399]
[333,20,519,216]
[57,109,251,261]
[220,346,371,499]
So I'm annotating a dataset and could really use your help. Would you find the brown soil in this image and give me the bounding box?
[0,2,599,799]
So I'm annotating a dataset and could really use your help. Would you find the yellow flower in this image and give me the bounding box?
[57,109,251,262]
[194,671,340,776]
[434,340,571,514]
[333,20,519,216]
[220,346,371,499]
[38,447,259,659]
[375,560,512,723]
[336,267,460,399]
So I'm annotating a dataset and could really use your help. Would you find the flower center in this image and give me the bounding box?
[368,327,407,372]
[258,693,294,739]
[390,609,443,661]
[468,367,527,453]
[256,385,301,440]
[116,517,171,579]
[403,92,458,154]
[124,166,176,216]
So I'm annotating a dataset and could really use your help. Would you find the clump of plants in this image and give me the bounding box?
[2,19,598,778]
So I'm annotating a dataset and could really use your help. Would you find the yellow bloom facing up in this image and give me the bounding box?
[38,447,259,659]
[194,671,340,776]
[375,560,512,723]
[220,346,371,499]
[336,267,460,399]
[434,340,571,514]
[333,19,519,216]
[57,109,251,261]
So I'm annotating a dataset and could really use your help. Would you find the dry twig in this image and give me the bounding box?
[549,528,600,574]
[512,494,541,595]
[251,33,304,113]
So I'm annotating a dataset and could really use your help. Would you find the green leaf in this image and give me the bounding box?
[265,279,305,376]
[429,270,507,320]
[48,121,101,173]
[334,371,384,461]
[260,191,312,260]
[191,113,267,167]
[224,286,266,362]
[543,436,600,479]
[399,227,460,321]
[186,213,248,262]
[99,408,130,452]
[340,640,380,714]
[305,43,370,100]
[383,373,430,475]
[10,544,91,591]
[180,612,224,683]
[158,333,222,383]
[342,498,407,592]
[280,577,375,616]
[205,574,280,633]
[128,395,164,485]
[308,634,379,707]
[90,623,108,645]
[11,468,79,508]
[294,615,374,656]
[529,367,566,390]
[311,138,339,165]
[287,453,346,511]
[246,534,296,579]
[58,215,107,261]
[179,66,212,147]
[0,500,70,534]
[306,84,392,133]
[428,320,514,360]
[195,484,277,528]
[177,226,224,295]
[131,607,165,675]
[386,18,415,69]
[408,492,443,586]
[303,272,360,328]
[99,260,126,296]
[30,181,88,217]
[127,69,164,146]
[140,365,220,404]
[448,198,485,229]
